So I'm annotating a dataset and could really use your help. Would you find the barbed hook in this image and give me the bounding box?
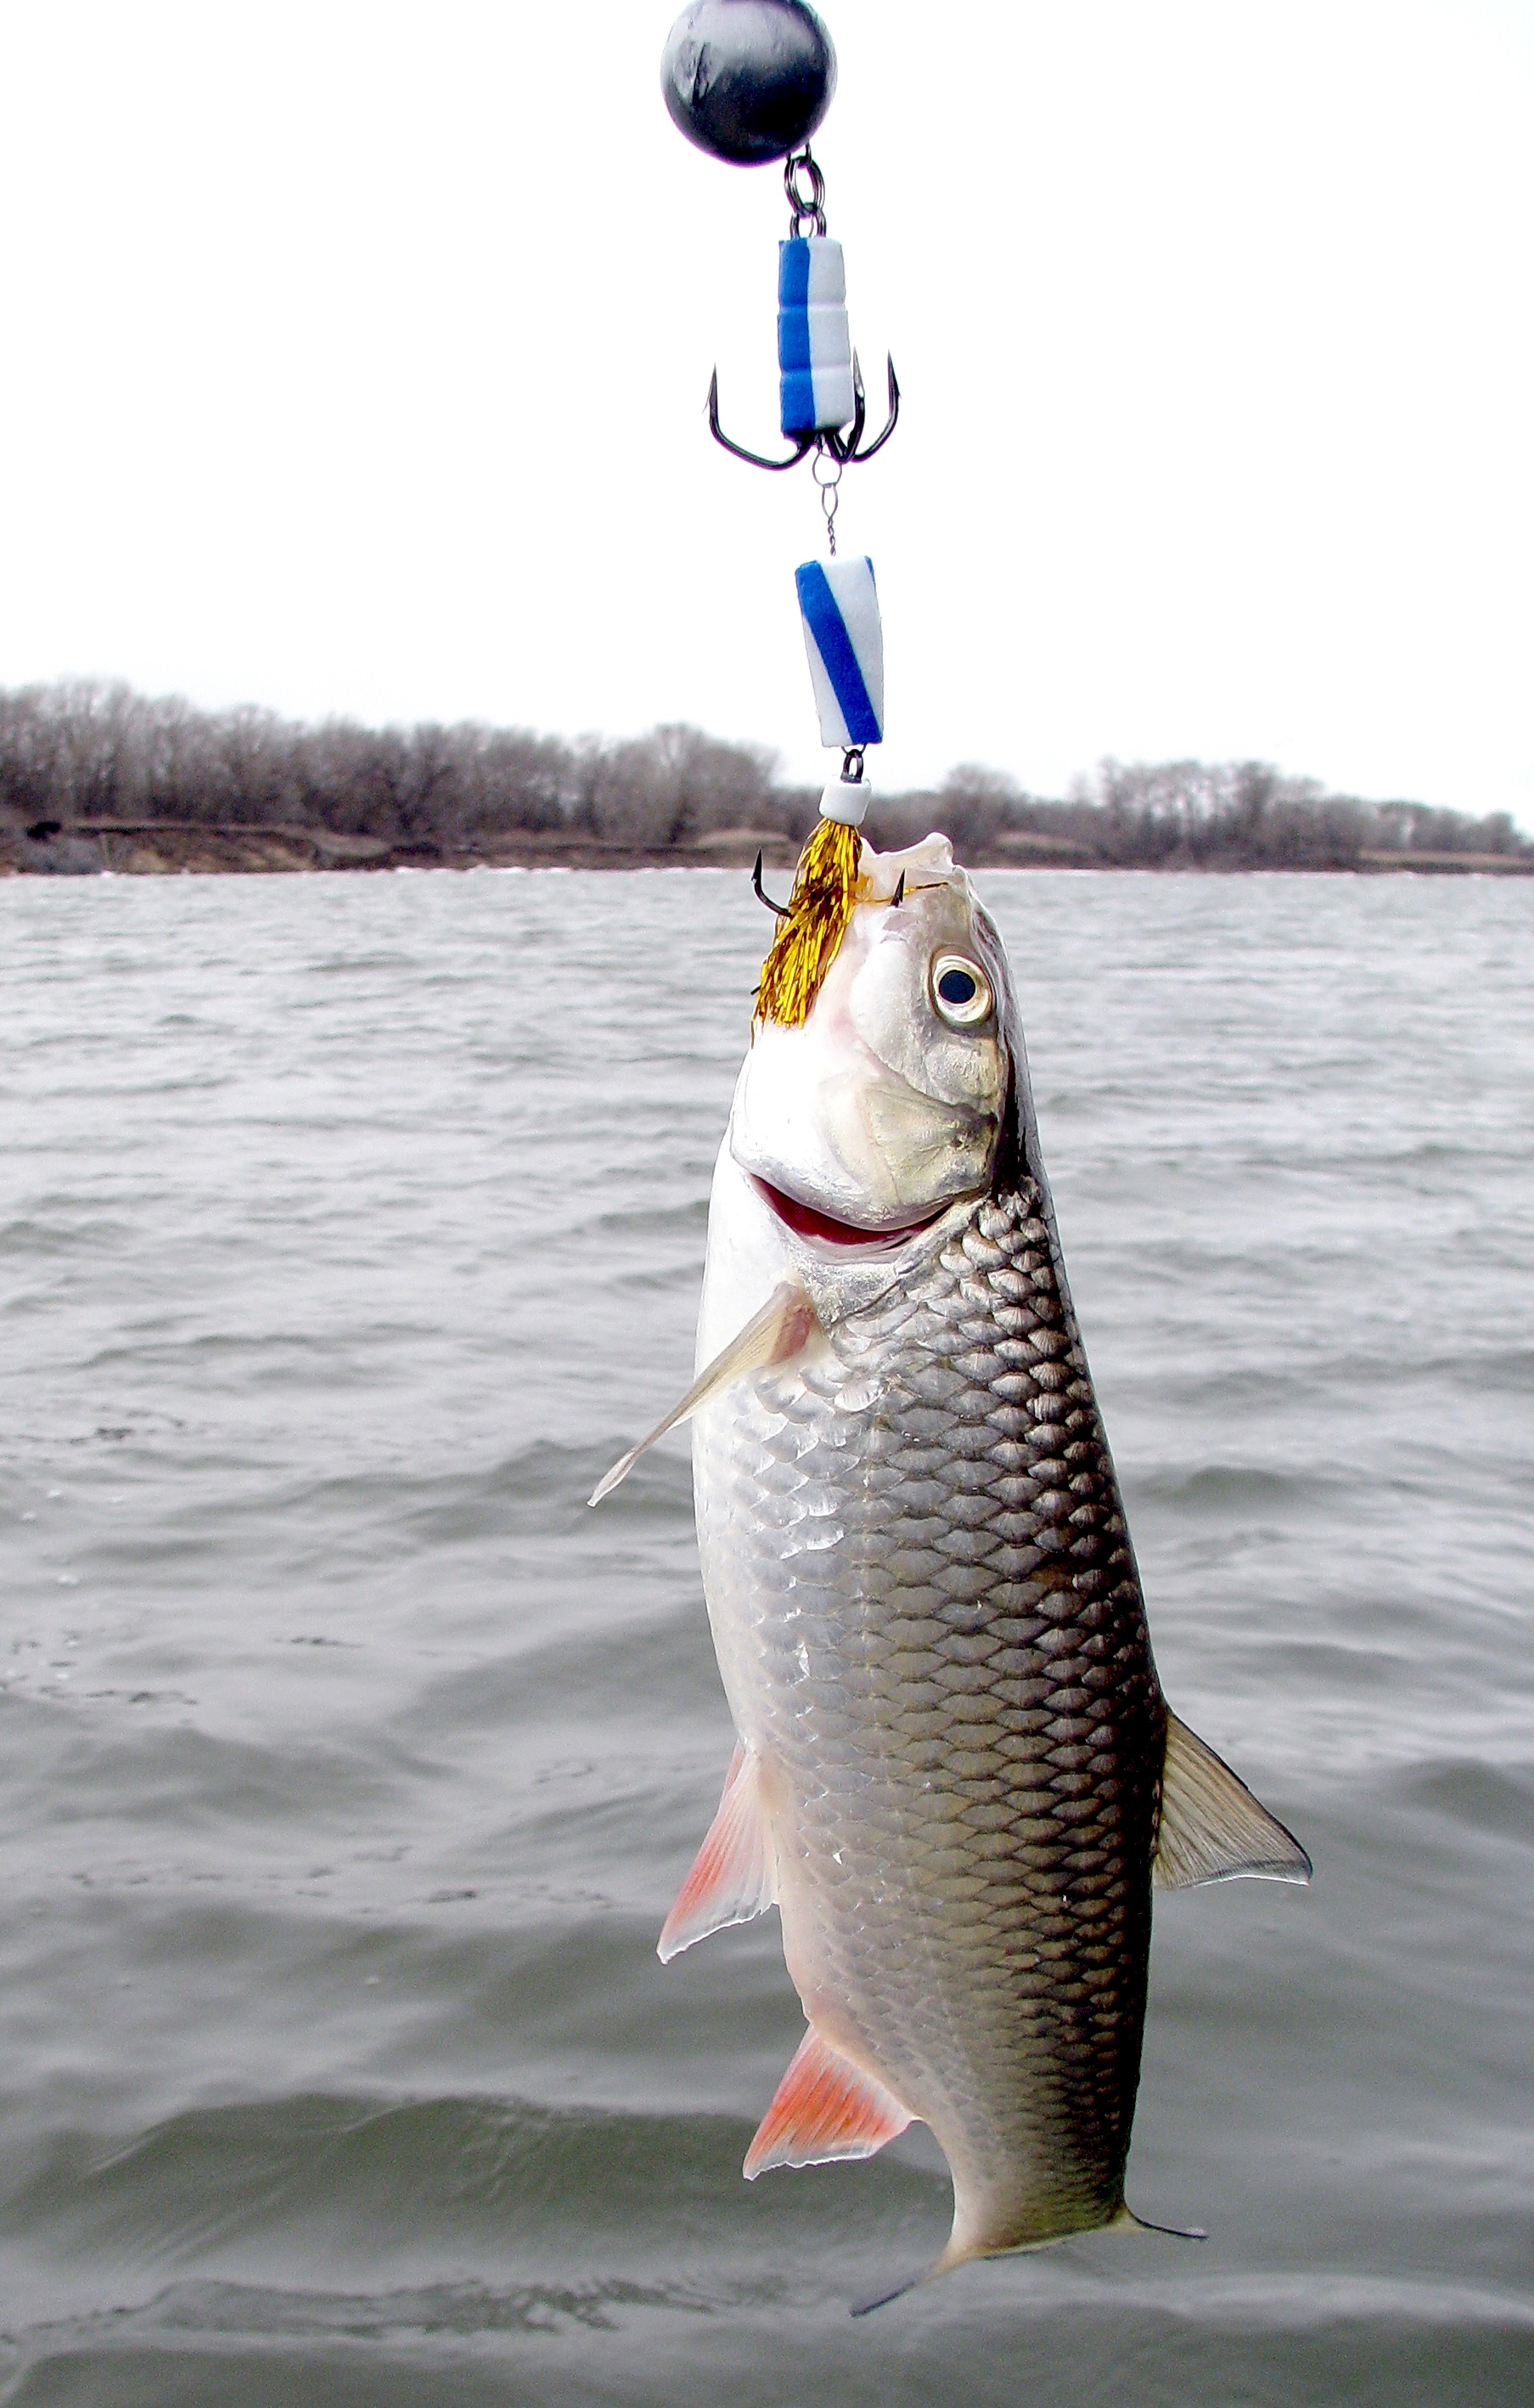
[752,850,790,915]
[706,350,900,475]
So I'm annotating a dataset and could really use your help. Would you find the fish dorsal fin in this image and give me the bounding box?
[1155,1711,1312,1889]
[657,1744,777,1963]
[743,2027,913,2180]
[588,1281,818,1506]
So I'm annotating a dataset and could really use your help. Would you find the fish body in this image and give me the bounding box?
[695,1158,1160,2259]
[597,835,1307,2271]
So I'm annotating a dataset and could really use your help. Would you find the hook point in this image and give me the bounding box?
[753,850,790,916]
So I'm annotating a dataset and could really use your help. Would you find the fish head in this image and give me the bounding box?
[730,835,1015,1241]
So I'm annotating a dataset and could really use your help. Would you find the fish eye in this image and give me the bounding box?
[930,954,992,1027]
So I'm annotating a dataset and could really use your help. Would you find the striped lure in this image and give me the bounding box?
[795,555,884,748]
[778,234,855,436]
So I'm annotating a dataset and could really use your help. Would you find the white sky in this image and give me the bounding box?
[0,1,1529,819]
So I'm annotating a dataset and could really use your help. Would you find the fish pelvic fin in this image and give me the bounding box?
[743,2027,913,2180]
[588,1281,818,1506]
[1154,1709,1313,1890]
[657,1744,777,1963]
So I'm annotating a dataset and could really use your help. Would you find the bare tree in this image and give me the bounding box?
[1,678,1524,868]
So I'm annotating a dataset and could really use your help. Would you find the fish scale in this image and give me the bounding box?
[694,1173,1164,2251]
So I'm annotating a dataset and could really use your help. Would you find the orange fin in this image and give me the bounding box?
[657,1745,776,1964]
[743,2027,913,2180]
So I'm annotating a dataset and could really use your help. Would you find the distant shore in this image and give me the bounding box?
[3,682,1530,880]
[3,821,1529,879]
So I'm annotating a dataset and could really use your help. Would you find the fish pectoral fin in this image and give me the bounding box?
[588,1281,819,1506]
[657,1743,777,1962]
[1154,1710,1313,1889]
[743,2027,913,2180]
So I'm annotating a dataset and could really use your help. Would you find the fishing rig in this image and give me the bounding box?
[660,0,896,1025]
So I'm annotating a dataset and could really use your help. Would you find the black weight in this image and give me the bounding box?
[661,0,836,167]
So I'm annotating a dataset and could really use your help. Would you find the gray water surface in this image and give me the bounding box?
[0,868,1530,2405]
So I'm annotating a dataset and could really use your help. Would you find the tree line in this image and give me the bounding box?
[0,679,1525,866]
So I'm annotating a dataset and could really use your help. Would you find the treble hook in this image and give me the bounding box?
[707,351,901,475]
[829,351,901,466]
[752,850,790,916]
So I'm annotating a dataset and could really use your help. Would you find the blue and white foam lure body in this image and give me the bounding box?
[795,554,884,749]
[778,236,855,436]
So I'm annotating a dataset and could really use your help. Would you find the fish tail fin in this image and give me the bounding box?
[848,2269,925,2318]
[853,2236,975,2315]
[927,2194,1207,2278]
[930,2215,1048,2278]
[1110,2202,1209,2242]
[930,2197,1009,2277]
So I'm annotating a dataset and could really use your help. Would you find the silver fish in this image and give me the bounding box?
[594,835,1309,2277]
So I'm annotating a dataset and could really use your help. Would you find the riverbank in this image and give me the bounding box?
[3,820,1530,877]
[5,685,1529,877]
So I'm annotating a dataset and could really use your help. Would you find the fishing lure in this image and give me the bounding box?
[662,0,897,1025]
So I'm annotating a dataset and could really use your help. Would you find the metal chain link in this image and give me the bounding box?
[784,147,827,238]
[812,449,842,554]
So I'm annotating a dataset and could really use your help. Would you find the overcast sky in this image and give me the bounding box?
[0,1,1529,819]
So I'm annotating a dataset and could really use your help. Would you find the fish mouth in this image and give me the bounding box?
[750,1175,948,1250]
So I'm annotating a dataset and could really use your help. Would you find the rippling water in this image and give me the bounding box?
[0,866,1530,2405]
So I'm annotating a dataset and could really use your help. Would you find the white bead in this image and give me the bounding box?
[819,779,868,827]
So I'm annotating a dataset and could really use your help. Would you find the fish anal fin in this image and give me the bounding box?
[589,1281,818,1506]
[743,2027,913,2180]
[657,1744,776,1963]
[1155,1710,1312,1890]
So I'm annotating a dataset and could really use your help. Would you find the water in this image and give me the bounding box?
[0,866,1530,2405]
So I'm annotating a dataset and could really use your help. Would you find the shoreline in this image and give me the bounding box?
[2,823,1529,880]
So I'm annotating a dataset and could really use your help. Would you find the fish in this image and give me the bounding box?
[593,831,1310,2280]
